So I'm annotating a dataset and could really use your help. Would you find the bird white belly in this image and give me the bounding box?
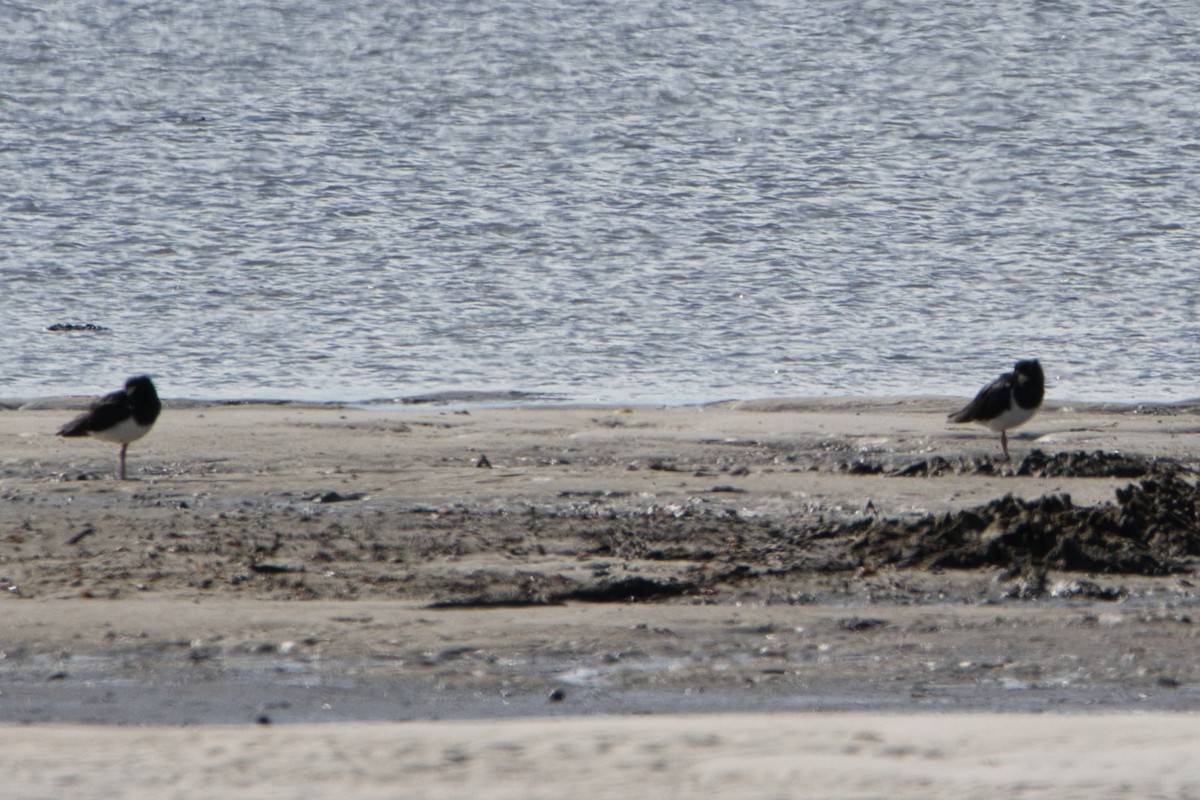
[91,417,153,445]
[980,402,1037,433]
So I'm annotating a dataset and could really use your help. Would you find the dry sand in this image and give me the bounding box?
[2,395,1200,797]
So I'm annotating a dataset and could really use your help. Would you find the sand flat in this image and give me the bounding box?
[2,397,1199,795]
[4,713,1200,799]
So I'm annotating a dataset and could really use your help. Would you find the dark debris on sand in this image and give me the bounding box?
[847,448,1189,479]
[547,474,1194,599]
[15,447,1199,605]
[824,472,1200,577]
[427,575,699,609]
[423,452,1200,605]
[592,453,1199,598]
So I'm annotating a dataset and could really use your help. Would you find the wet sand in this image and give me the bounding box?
[2,396,1200,796]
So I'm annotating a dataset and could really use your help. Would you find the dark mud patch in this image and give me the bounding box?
[552,575,699,603]
[1014,449,1174,478]
[849,449,1192,479]
[372,469,1200,605]
[427,574,700,608]
[833,472,1200,576]
[483,469,1200,603]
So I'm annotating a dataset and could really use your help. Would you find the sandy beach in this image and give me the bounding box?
[2,395,1200,797]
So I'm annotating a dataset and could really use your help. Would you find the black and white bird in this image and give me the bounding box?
[948,359,1044,459]
[58,375,162,480]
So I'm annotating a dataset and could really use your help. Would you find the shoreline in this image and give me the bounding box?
[8,389,1200,413]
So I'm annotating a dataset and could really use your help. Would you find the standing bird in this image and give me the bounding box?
[948,359,1044,459]
[58,375,162,480]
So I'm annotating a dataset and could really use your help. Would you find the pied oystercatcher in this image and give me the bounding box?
[948,359,1044,459]
[58,375,162,479]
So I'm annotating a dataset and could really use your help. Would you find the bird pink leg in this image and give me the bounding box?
[119,444,128,480]
[1000,431,1009,460]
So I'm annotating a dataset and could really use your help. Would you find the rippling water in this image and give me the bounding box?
[3,1,1198,404]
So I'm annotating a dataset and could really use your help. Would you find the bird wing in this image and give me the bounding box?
[948,372,1014,424]
[57,389,133,437]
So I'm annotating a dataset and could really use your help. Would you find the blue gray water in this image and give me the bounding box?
[3,1,1198,404]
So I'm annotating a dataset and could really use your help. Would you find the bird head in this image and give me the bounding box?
[1013,359,1043,385]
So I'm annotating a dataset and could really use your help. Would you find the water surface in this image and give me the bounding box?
[3,1,1197,404]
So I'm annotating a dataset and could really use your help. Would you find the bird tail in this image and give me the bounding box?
[57,417,91,437]
[947,405,973,424]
